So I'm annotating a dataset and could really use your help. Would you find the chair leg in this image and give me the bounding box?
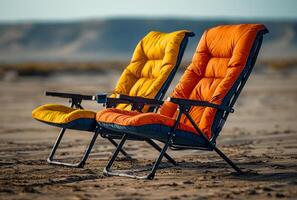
[107,138,132,159]
[146,139,177,166]
[48,128,66,162]
[47,128,99,168]
[103,110,183,180]
[146,138,171,180]
[103,134,172,180]
[212,145,243,174]
[104,134,128,173]
[184,111,243,174]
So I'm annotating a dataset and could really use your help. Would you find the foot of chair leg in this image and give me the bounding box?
[103,167,154,180]
[184,111,243,174]
[47,158,85,168]
[103,167,111,177]
[146,173,155,180]
[213,145,243,174]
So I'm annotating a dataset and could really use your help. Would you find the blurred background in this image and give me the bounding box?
[0,0,296,76]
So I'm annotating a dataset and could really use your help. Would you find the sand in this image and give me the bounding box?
[0,69,297,199]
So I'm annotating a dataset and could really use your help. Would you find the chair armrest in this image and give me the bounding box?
[169,97,234,113]
[45,91,96,101]
[117,94,163,106]
[95,93,130,104]
[106,97,130,105]
[96,93,108,103]
[96,94,163,110]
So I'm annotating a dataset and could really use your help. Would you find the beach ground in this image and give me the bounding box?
[0,69,296,199]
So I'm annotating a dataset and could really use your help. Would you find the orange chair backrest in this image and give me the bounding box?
[160,24,267,138]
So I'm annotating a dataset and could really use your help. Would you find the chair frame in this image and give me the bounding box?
[42,32,194,168]
[100,29,268,179]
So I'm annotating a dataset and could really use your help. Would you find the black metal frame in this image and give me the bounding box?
[101,29,268,179]
[45,92,133,167]
[44,89,172,167]
[46,94,177,167]
[102,97,241,179]
[103,104,182,179]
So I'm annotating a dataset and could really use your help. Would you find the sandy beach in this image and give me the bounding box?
[0,69,297,200]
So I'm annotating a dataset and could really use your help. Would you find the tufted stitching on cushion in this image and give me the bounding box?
[110,30,191,111]
[160,24,266,138]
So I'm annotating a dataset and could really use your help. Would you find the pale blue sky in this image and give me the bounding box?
[0,0,296,22]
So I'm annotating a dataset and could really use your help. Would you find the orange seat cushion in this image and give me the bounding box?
[96,108,197,135]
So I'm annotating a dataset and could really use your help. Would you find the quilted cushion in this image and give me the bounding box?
[159,24,267,138]
[32,104,96,131]
[96,108,196,133]
[96,24,267,141]
[96,108,207,146]
[110,30,192,111]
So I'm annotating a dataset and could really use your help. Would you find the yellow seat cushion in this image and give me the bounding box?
[32,104,96,131]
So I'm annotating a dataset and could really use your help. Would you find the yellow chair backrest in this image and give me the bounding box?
[110,30,192,111]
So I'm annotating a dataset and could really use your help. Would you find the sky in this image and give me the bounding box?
[0,0,297,22]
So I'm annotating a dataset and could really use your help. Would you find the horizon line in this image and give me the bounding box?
[0,15,296,24]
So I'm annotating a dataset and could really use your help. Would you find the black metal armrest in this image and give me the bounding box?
[96,93,108,103]
[101,94,163,111]
[45,91,96,101]
[117,94,163,106]
[94,93,130,107]
[169,97,234,113]
[45,91,98,109]
[96,93,163,110]
[106,97,130,106]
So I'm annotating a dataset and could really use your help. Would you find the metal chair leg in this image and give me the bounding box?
[107,138,132,159]
[146,139,177,166]
[146,139,171,180]
[184,112,243,174]
[47,128,99,168]
[103,134,128,174]
[212,145,243,174]
[48,128,66,162]
[103,134,173,180]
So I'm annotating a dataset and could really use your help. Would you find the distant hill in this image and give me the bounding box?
[0,18,296,62]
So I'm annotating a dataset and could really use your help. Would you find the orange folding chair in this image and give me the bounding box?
[95,24,268,179]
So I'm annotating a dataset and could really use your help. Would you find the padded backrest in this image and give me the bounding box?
[160,24,267,138]
[110,30,193,111]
